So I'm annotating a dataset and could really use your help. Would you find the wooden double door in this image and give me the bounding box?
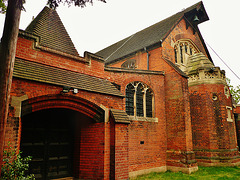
[21,108,76,180]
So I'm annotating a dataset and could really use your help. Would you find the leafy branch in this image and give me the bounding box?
[1,145,34,180]
[226,78,240,104]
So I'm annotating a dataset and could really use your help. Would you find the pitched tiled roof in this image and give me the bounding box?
[25,6,79,56]
[96,1,208,65]
[110,109,130,124]
[13,58,124,97]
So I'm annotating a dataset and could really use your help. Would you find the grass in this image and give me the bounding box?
[131,166,240,180]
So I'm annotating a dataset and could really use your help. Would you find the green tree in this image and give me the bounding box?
[0,0,106,176]
[226,78,240,104]
[1,145,34,179]
[0,0,7,13]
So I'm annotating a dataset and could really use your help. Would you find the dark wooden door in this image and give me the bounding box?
[21,109,74,179]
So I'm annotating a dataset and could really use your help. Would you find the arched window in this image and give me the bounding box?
[125,82,154,117]
[126,84,135,116]
[180,45,183,64]
[146,89,153,117]
[174,48,178,63]
[136,83,144,116]
[174,39,200,66]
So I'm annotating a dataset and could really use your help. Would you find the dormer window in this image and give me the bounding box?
[174,39,200,66]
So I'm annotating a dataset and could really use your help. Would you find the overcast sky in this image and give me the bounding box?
[0,0,239,87]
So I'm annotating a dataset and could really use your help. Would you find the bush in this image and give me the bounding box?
[1,145,34,180]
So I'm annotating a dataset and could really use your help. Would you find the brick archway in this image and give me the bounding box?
[20,94,107,179]
[21,94,105,123]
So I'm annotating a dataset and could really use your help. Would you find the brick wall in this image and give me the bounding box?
[16,37,106,79]
[77,120,105,179]
[128,121,166,172]
[114,123,129,179]
[6,76,124,179]
[163,63,197,170]
[189,83,240,164]
[8,77,123,139]
[105,69,167,174]
[103,18,202,173]
[234,106,240,148]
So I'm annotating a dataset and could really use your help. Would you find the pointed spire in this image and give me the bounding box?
[26,6,79,56]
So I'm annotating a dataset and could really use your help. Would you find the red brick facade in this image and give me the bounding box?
[1,2,240,179]
[190,84,239,165]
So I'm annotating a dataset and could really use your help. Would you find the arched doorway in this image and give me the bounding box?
[20,95,106,179]
[21,108,77,179]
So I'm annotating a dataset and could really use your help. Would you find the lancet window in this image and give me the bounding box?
[125,82,154,117]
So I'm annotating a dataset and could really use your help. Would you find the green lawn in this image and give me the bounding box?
[131,166,240,180]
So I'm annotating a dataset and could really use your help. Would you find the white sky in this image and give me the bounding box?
[0,0,239,87]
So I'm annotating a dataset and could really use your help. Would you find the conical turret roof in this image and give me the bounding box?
[26,6,79,56]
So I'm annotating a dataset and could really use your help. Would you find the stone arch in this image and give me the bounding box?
[21,94,105,123]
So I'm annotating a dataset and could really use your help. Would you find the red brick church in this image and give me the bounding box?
[2,1,240,179]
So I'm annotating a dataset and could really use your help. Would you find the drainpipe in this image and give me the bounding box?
[144,47,150,70]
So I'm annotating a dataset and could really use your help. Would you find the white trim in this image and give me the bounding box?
[226,106,233,122]
[11,95,28,117]
[100,104,109,123]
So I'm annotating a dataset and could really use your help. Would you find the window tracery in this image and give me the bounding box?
[174,39,200,66]
[125,82,154,117]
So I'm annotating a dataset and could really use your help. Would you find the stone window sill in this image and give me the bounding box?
[128,116,158,122]
[227,118,233,122]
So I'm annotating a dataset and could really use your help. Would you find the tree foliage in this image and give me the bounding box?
[0,0,26,13]
[227,78,240,104]
[0,0,106,12]
[1,145,34,180]
[47,0,106,9]
[0,0,7,13]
